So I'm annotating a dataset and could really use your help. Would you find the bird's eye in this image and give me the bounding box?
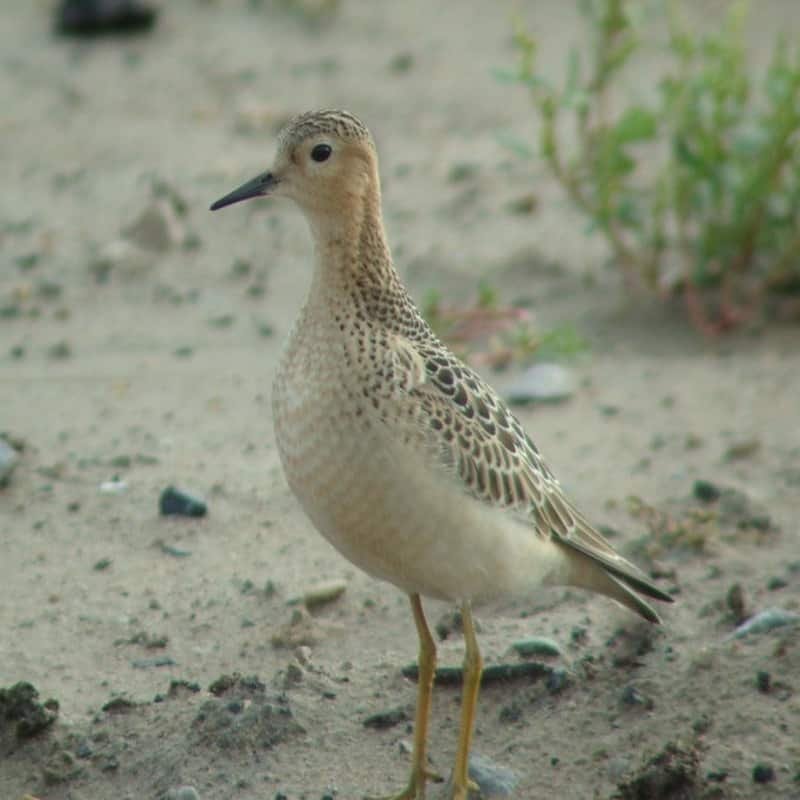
[310,143,332,163]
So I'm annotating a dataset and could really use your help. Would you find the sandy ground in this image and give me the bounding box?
[2,2,800,799]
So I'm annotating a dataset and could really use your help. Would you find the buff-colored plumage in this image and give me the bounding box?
[211,109,672,800]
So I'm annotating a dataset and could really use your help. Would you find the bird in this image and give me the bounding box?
[210,109,673,800]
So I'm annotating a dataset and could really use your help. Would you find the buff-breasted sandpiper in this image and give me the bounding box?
[211,109,673,800]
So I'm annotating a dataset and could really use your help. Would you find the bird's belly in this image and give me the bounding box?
[273,370,560,604]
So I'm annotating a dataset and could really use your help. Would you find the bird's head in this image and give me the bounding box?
[210,109,380,231]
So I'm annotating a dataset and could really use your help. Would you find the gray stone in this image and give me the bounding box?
[0,438,20,487]
[503,363,575,405]
[729,607,799,639]
[510,636,562,658]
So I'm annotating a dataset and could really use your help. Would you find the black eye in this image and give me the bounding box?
[311,143,332,163]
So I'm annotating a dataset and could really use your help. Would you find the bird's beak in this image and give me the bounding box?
[210,170,280,211]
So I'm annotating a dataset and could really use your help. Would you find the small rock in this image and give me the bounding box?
[362,706,408,730]
[510,637,561,659]
[441,753,518,798]
[131,656,176,669]
[301,578,347,611]
[122,199,184,252]
[159,486,207,517]
[157,540,192,557]
[99,477,127,494]
[725,438,761,461]
[56,0,158,36]
[692,479,721,503]
[752,763,775,784]
[0,437,20,487]
[730,608,799,639]
[504,363,575,406]
[165,786,200,800]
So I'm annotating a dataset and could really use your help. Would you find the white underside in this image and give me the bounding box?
[275,396,564,605]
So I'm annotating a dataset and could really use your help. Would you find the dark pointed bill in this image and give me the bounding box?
[210,171,279,211]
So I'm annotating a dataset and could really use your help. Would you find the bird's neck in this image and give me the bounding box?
[307,186,400,302]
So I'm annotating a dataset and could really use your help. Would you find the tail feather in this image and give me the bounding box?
[551,534,672,624]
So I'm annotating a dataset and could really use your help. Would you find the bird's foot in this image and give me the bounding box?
[451,777,481,800]
[366,768,443,800]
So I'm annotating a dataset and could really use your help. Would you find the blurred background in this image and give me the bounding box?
[2,3,800,799]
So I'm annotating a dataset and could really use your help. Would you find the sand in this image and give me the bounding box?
[2,2,799,798]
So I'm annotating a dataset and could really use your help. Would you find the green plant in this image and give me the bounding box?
[423,283,587,368]
[499,0,800,332]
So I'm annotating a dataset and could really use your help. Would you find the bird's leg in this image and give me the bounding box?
[409,593,439,793]
[370,593,437,800]
[452,601,482,800]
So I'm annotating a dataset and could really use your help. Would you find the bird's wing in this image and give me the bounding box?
[378,334,672,607]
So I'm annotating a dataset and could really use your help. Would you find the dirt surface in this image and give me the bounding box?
[2,2,800,799]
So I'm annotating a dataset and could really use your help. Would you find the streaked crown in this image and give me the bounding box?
[278,109,374,151]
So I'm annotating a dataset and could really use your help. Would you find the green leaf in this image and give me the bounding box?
[614,106,658,144]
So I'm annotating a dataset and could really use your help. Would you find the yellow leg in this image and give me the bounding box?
[370,593,437,800]
[452,601,482,800]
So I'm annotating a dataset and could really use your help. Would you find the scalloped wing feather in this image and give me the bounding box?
[377,335,672,618]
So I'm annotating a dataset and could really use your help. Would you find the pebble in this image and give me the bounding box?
[99,478,127,494]
[301,578,347,610]
[503,363,575,406]
[362,706,409,730]
[0,437,20,487]
[159,486,207,517]
[752,763,775,784]
[510,637,561,659]
[131,656,176,669]
[725,438,761,461]
[693,479,721,503]
[463,753,518,798]
[122,199,185,252]
[730,608,799,639]
[165,787,200,800]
